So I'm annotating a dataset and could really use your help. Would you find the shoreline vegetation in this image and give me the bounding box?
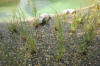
[4,1,100,24]
[0,0,100,66]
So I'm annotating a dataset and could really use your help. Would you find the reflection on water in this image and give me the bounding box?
[0,0,20,7]
[0,0,93,21]
[19,0,51,16]
[0,0,20,20]
[0,0,52,20]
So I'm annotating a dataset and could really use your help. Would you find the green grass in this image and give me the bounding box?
[27,32,36,55]
[77,22,96,55]
[5,7,37,65]
[71,12,85,33]
[54,15,65,61]
[77,6,99,55]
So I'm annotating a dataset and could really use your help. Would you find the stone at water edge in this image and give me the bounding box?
[33,13,51,28]
[62,9,75,14]
[37,13,51,25]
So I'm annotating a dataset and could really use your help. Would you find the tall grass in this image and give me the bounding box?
[71,12,85,33]
[25,25,36,55]
[54,15,65,61]
[77,6,99,55]
[3,7,37,65]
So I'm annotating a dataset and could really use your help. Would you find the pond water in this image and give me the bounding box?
[0,0,93,21]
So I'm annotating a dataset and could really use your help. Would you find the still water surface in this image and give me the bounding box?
[0,0,93,21]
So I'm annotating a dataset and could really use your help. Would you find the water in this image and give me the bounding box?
[0,0,93,21]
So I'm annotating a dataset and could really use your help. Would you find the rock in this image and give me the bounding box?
[62,9,75,14]
[38,13,51,25]
[33,13,51,28]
